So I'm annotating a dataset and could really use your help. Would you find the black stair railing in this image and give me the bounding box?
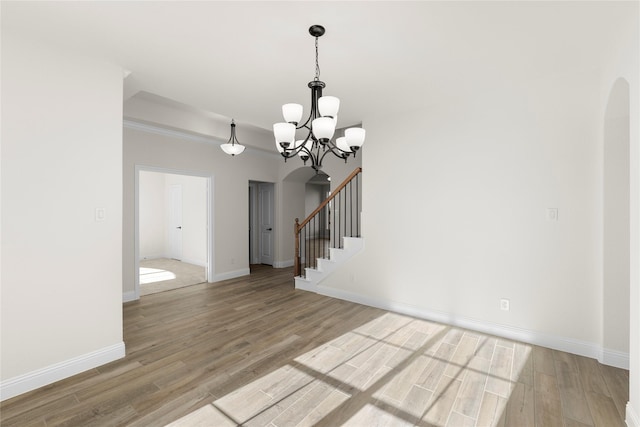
[295,167,362,277]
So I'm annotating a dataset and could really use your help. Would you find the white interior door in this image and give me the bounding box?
[169,184,183,260]
[258,183,274,265]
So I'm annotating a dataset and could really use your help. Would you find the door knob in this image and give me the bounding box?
[267,228,272,231]
[177,226,182,229]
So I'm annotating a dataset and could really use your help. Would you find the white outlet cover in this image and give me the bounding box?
[95,207,106,221]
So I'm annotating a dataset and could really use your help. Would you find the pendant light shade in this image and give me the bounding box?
[220,143,245,156]
[318,96,340,118]
[336,136,351,153]
[311,117,336,142]
[282,103,303,124]
[220,119,245,156]
[345,127,366,151]
[273,122,296,148]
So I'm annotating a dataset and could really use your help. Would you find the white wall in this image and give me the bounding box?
[0,35,124,397]
[305,184,325,217]
[139,172,207,266]
[318,6,638,381]
[164,174,207,266]
[139,171,166,259]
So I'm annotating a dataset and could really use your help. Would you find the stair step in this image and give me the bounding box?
[295,237,364,291]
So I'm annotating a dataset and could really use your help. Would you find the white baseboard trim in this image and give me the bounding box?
[308,285,628,368]
[0,342,126,401]
[122,290,138,303]
[213,268,250,282]
[274,259,294,268]
[181,258,207,268]
[601,347,630,370]
[628,403,640,427]
[139,254,165,261]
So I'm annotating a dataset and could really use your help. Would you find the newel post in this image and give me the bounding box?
[294,218,300,277]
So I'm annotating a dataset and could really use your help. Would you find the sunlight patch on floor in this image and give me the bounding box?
[165,312,528,426]
[139,267,177,284]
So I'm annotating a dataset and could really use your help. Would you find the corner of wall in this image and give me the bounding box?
[627,402,640,427]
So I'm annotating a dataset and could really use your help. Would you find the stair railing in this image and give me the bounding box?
[295,167,362,277]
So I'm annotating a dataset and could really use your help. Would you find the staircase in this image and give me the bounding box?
[294,167,364,291]
[294,236,364,290]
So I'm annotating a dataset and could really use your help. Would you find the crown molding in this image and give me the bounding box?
[123,119,279,158]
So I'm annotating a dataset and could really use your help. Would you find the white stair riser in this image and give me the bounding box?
[295,237,364,290]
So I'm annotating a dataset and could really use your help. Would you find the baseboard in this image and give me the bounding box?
[274,259,294,268]
[139,254,165,261]
[0,342,126,401]
[601,347,630,370]
[122,290,138,303]
[180,258,207,268]
[309,285,626,367]
[628,403,640,427]
[213,268,250,282]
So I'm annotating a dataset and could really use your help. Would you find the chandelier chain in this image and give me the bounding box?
[314,37,320,81]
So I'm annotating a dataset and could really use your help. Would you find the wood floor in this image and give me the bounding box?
[0,265,629,426]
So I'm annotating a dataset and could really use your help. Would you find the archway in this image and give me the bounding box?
[278,167,319,267]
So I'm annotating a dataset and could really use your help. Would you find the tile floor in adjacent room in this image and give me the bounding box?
[139,258,206,296]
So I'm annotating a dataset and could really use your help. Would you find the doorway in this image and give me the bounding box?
[249,181,275,267]
[135,166,213,297]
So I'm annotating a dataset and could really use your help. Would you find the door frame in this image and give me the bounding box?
[134,165,214,300]
[258,182,275,265]
[168,184,183,261]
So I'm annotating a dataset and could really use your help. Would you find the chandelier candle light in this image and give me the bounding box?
[273,25,365,171]
[220,119,246,156]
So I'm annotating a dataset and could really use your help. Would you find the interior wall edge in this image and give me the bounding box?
[627,402,640,427]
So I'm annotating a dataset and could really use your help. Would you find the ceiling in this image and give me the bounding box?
[2,1,631,131]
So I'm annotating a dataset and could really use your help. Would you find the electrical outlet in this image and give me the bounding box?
[546,208,558,221]
[500,299,510,311]
[95,207,106,221]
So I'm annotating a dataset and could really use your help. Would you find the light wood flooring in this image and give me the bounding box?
[0,265,629,426]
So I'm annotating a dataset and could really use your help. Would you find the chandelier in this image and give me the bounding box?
[273,25,365,171]
[220,119,245,156]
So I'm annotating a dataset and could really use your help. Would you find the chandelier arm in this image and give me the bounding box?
[316,142,348,167]
[324,140,351,157]
[297,117,313,131]
[281,130,314,156]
